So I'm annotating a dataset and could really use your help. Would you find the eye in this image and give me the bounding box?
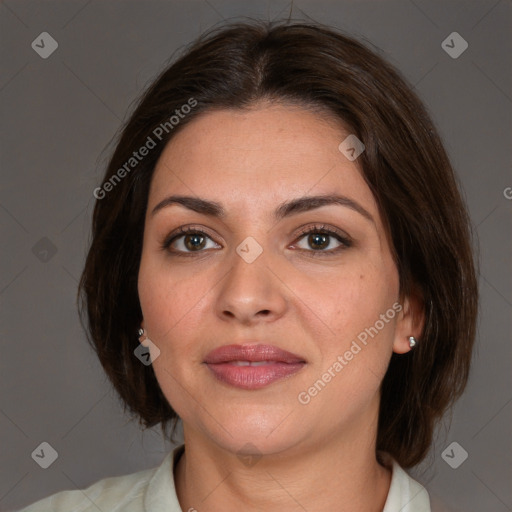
[292,224,352,256]
[161,223,352,257]
[161,226,220,255]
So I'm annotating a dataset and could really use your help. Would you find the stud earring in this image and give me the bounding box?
[138,328,148,344]
[136,327,160,363]
[409,336,417,348]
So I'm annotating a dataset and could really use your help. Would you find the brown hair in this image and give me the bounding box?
[77,19,479,468]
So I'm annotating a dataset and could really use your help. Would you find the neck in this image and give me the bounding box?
[174,402,392,511]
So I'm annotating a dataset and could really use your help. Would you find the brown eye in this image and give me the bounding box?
[182,233,207,251]
[293,224,352,256]
[306,233,330,250]
[162,227,220,255]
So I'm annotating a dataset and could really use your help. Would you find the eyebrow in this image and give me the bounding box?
[151,194,374,224]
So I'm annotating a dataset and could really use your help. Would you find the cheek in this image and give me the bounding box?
[306,263,398,379]
[297,272,397,423]
[138,254,187,325]
[300,263,396,337]
[137,255,215,359]
[137,257,208,414]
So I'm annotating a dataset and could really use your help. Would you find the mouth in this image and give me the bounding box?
[204,344,306,390]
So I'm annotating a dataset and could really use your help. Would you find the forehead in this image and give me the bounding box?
[148,104,378,221]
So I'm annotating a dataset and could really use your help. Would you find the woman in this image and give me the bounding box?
[19,19,478,512]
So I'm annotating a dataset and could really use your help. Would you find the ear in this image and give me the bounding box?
[393,285,425,354]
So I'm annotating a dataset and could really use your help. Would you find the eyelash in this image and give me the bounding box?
[161,224,352,258]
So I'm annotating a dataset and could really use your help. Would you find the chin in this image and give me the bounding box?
[199,409,306,455]
[215,430,303,459]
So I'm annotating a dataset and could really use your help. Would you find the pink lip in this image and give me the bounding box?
[204,344,306,390]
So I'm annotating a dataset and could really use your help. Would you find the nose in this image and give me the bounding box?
[215,247,288,326]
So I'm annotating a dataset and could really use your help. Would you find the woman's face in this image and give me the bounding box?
[138,103,411,456]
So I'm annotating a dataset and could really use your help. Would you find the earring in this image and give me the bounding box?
[409,336,417,348]
[138,328,148,344]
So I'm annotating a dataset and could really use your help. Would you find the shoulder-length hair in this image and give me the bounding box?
[78,19,479,468]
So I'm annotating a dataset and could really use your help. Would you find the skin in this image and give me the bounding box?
[137,102,424,512]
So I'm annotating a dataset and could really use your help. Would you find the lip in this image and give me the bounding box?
[204,344,306,390]
[204,344,305,364]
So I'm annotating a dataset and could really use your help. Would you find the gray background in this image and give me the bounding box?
[1,1,511,511]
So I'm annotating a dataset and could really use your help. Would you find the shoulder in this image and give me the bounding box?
[16,463,158,512]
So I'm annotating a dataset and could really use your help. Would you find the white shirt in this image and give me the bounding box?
[17,444,431,511]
